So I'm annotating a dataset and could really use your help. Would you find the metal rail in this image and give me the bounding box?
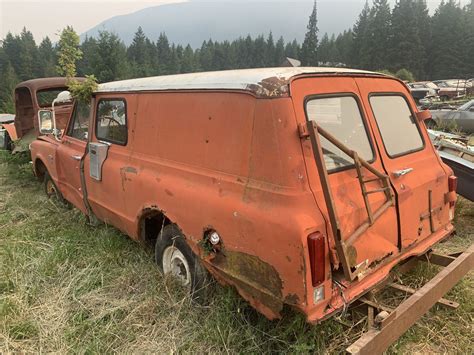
[306,121,394,281]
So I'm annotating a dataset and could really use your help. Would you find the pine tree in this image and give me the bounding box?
[351,1,372,68]
[156,33,172,74]
[253,35,267,68]
[300,0,319,66]
[274,36,285,66]
[431,0,465,79]
[335,30,354,67]
[368,0,391,71]
[77,36,98,77]
[0,62,17,113]
[390,0,423,79]
[413,0,431,79]
[463,0,474,77]
[284,39,300,60]
[37,37,56,77]
[93,31,129,82]
[127,27,153,77]
[266,32,276,66]
[19,27,38,80]
[180,44,195,73]
[318,33,330,64]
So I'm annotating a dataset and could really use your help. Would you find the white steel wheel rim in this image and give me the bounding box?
[162,245,191,287]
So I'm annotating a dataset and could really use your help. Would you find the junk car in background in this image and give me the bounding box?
[407,81,439,105]
[428,99,474,135]
[0,77,83,151]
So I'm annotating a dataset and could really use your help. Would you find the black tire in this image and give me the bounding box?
[425,118,437,129]
[2,131,12,151]
[44,171,67,204]
[155,224,210,303]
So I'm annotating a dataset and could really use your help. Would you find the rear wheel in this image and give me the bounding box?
[155,224,210,302]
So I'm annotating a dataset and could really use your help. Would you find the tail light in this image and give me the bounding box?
[448,175,457,193]
[308,232,325,287]
[448,175,458,207]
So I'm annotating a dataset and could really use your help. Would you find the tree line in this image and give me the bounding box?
[1,0,473,113]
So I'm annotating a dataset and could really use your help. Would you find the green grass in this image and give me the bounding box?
[0,150,473,353]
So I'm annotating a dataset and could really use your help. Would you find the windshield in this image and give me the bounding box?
[458,100,474,111]
[36,88,68,107]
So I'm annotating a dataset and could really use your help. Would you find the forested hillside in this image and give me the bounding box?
[0,0,473,113]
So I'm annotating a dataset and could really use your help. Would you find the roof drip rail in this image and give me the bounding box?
[306,120,395,281]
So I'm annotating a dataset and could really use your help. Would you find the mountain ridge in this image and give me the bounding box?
[80,1,365,47]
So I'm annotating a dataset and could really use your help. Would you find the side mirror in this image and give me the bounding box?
[416,110,432,122]
[38,110,54,134]
[469,106,474,112]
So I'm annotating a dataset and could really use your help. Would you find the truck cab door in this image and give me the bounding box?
[55,101,91,214]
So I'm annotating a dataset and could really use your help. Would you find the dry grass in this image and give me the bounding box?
[0,151,472,353]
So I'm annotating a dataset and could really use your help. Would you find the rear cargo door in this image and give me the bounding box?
[355,77,450,248]
[291,77,400,277]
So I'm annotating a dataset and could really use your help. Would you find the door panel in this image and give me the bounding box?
[56,136,87,213]
[355,78,450,248]
[291,77,399,270]
[84,96,135,235]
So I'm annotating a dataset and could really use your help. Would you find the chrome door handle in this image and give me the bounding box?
[393,168,413,178]
[71,155,82,161]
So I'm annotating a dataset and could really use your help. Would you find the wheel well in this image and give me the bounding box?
[139,209,171,245]
[34,159,47,182]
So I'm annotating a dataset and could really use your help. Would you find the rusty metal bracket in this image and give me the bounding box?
[306,121,394,281]
[346,243,474,355]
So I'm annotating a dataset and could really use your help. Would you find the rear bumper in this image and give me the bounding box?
[306,223,456,322]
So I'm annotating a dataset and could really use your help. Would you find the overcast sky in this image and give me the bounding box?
[0,0,470,43]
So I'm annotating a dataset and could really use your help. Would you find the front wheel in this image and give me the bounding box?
[155,224,210,302]
[44,171,67,204]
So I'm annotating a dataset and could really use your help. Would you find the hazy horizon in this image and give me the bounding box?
[0,0,470,43]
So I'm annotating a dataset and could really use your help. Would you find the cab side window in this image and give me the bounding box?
[96,99,127,145]
[68,101,91,141]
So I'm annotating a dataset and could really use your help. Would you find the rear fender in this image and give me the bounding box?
[2,123,18,141]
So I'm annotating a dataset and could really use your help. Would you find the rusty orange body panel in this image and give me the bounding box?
[29,68,458,323]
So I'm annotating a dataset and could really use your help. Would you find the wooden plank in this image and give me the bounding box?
[346,244,474,355]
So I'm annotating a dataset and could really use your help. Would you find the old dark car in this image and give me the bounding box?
[429,100,474,134]
[433,80,467,101]
[407,81,438,104]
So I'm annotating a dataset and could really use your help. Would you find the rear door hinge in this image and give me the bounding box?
[298,123,310,139]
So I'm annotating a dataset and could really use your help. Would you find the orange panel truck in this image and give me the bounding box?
[29,68,473,352]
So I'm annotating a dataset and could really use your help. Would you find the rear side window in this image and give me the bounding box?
[370,95,423,157]
[306,96,374,172]
[96,99,127,145]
